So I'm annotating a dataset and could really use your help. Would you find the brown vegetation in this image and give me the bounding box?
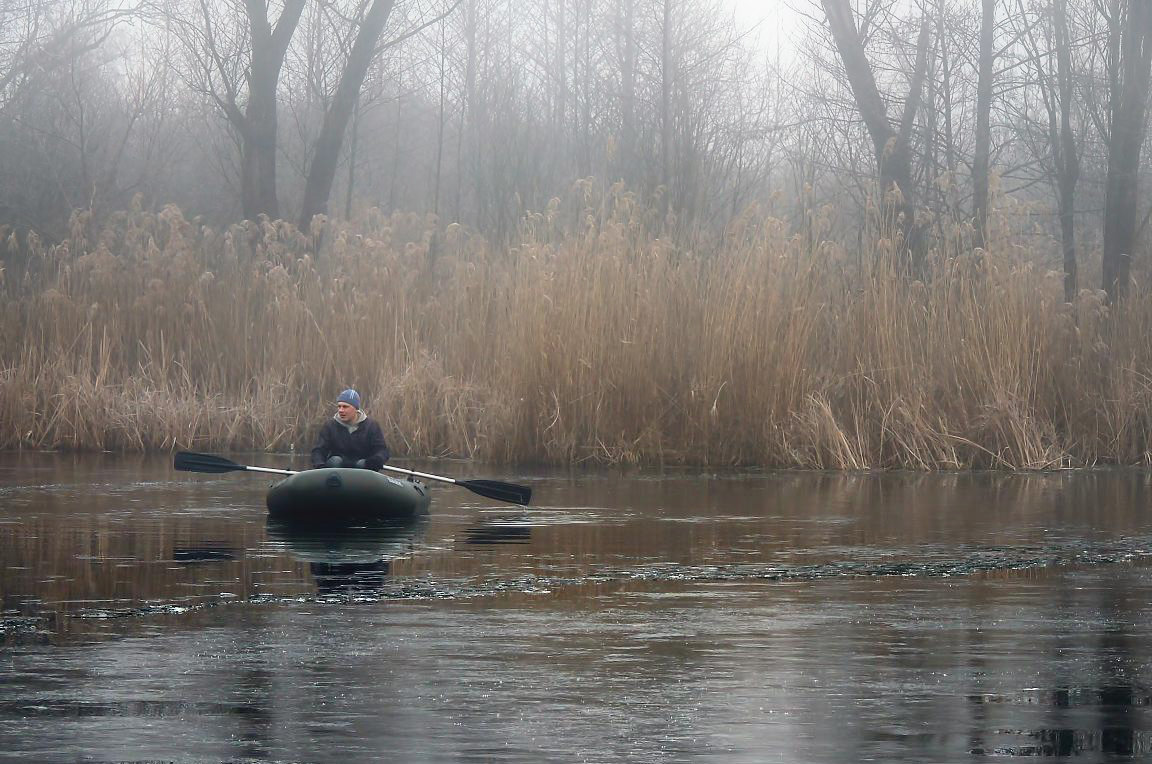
[2,192,1152,469]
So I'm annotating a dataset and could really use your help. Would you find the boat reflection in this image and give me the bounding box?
[265,516,427,594]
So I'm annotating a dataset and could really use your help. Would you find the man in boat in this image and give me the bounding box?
[309,388,391,470]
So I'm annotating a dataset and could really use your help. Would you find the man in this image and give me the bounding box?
[310,389,391,470]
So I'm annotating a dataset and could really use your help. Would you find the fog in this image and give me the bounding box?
[4,0,1127,287]
[8,0,802,238]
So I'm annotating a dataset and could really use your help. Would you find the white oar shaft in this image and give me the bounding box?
[243,465,298,476]
[243,462,454,485]
[379,464,457,485]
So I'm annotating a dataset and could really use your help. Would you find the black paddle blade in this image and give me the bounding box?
[173,451,246,474]
[458,479,533,506]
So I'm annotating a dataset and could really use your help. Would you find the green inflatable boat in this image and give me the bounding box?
[174,451,530,519]
[266,468,431,521]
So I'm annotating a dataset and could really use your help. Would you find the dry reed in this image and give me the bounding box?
[2,190,1152,469]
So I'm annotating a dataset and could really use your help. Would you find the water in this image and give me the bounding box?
[3,453,1152,762]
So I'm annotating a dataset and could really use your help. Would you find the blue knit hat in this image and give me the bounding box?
[337,389,361,409]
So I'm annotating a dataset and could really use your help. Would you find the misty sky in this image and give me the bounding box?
[730,0,774,25]
[728,0,805,54]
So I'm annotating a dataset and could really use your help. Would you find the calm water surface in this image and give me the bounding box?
[2,453,1152,762]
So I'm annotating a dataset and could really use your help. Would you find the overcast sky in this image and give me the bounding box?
[730,0,774,25]
[728,0,808,55]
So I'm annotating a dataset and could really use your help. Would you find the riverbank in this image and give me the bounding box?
[3,198,1151,468]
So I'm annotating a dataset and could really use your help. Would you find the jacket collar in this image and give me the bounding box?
[333,410,367,431]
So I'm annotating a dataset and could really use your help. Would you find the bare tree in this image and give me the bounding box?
[1052,0,1080,301]
[971,0,995,248]
[171,0,304,220]
[298,2,465,230]
[1027,0,1082,299]
[821,0,932,256]
[298,0,396,229]
[1102,0,1152,302]
[0,0,133,115]
[0,0,140,231]
[615,0,638,183]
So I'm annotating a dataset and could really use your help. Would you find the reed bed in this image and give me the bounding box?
[2,192,1152,469]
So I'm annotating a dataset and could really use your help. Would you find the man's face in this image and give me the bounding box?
[336,402,358,423]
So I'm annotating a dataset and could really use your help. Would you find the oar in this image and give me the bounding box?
[377,464,532,506]
[173,451,533,506]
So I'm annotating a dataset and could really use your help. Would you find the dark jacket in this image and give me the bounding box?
[310,413,390,469]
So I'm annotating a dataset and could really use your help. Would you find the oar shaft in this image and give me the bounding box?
[244,465,298,476]
[379,464,457,485]
[381,464,531,505]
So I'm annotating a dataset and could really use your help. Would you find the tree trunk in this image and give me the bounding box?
[821,0,930,252]
[936,1,958,215]
[1102,0,1152,302]
[299,0,397,231]
[660,0,673,215]
[922,21,940,214]
[556,0,567,146]
[1054,0,1079,301]
[619,0,636,183]
[433,19,447,217]
[240,0,305,221]
[972,0,995,249]
[344,101,360,220]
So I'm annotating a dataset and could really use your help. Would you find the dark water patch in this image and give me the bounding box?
[971,729,1152,757]
[463,523,534,545]
[971,686,1152,707]
[967,685,1152,756]
[171,543,238,562]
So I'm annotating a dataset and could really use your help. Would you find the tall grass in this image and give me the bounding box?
[3,190,1152,469]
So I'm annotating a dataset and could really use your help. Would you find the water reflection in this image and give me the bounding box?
[969,684,1152,757]
[6,455,1152,762]
[264,516,426,594]
[172,542,238,562]
[463,518,534,545]
[4,458,1152,638]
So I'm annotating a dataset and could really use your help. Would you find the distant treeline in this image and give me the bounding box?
[5,0,1152,307]
[2,196,1151,469]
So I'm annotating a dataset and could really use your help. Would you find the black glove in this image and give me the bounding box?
[363,457,383,471]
